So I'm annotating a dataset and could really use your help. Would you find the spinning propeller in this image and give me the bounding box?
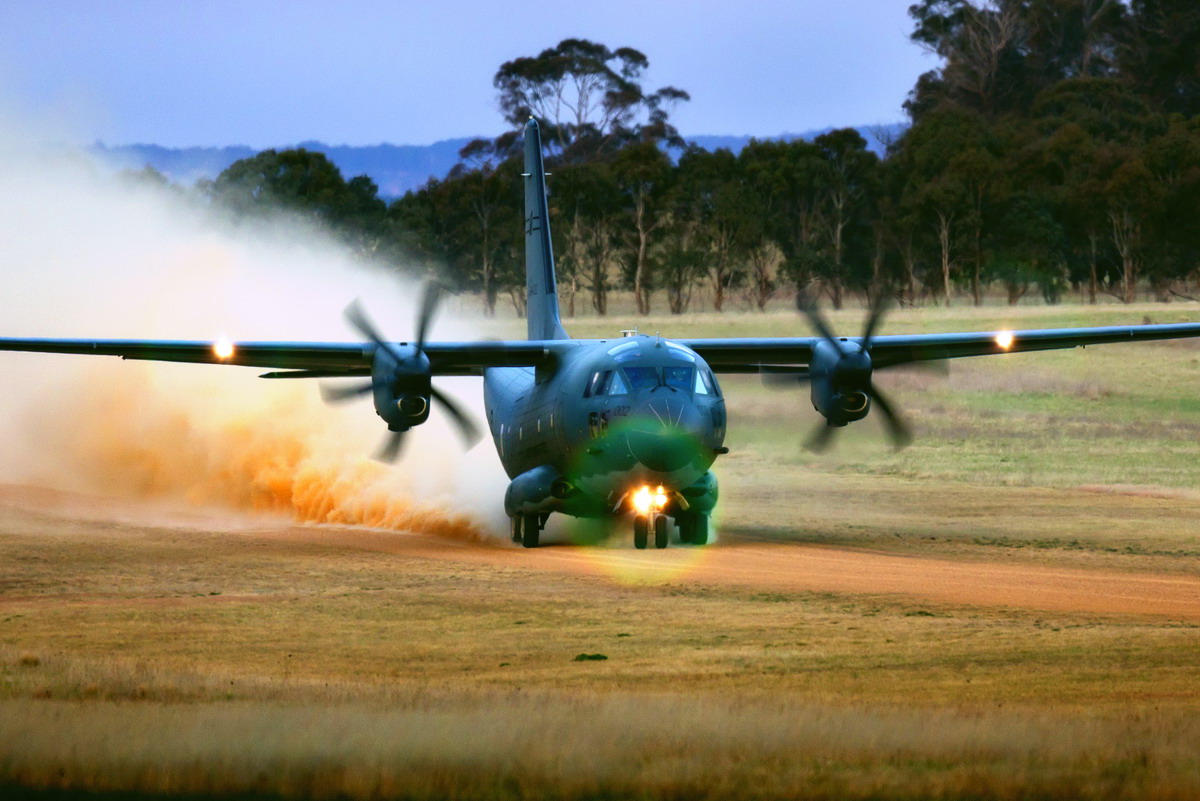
[766,289,926,453]
[321,283,481,462]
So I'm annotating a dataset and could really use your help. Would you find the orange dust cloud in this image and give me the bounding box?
[27,363,490,542]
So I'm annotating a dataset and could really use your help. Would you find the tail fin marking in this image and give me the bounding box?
[523,118,569,341]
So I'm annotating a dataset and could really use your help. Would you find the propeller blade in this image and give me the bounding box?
[375,430,407,463]
[344,299,407,364]
[866,384,913,450]
[319,381,374,404]
[430,386,482,450]
[414,281,444,352]
[861,288,891,350]
[804,421,839,454]
[795,290,846,356]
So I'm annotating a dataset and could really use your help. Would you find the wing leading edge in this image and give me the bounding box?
[0,338,562,377]
[682,322,1200,372]
[2,321,1198,377]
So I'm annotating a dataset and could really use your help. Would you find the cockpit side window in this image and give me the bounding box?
[693,369,709,395]
[664,366,693,391]
[623,366,659,392]
[584,370,607,398]
[604,371,630,395]
[699,368,720,397]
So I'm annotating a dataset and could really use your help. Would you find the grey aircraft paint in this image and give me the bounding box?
[486,119,722,536]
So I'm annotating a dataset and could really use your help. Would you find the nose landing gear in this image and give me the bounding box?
[632,514,669,549]
[633,513,705,549]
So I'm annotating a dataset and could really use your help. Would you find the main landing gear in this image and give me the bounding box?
[510,514,545,548]
[633,512,708,549]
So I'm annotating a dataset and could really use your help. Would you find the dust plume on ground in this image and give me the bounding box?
[0,110,507,542]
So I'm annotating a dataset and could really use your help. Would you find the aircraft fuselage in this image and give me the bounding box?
[484,334,725,521]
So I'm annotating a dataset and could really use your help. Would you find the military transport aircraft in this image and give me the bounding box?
[3,118,1200,549]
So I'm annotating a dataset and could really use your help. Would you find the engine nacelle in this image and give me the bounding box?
[371,347,432,432]
[809,340,872,427]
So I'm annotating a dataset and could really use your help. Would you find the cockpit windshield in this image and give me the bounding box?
[664,366,693,391]
[623,366,660,392]
[587,365,712,397]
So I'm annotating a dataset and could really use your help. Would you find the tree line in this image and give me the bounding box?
[171,2,1200,314]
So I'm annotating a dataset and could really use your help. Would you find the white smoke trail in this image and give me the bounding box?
[0,109,509,540]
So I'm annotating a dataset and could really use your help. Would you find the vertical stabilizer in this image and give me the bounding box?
[523,118,569,341]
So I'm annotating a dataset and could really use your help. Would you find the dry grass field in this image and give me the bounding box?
[2,300,1199,800]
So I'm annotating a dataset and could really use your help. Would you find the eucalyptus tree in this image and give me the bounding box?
[612,141,674,315]
[1119,0,1200,117]
[811,129,881,308]
[210,148,386,257]
[466,38,690,165]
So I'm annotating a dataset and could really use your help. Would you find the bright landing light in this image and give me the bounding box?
[994,330,1015,351]
[213,338,235,360]
[631,485,669,515]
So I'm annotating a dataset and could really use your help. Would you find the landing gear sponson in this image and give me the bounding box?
[505,470,718,549]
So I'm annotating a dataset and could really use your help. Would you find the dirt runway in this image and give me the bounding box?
[268,525,1200,620]
[4,484,1199,620]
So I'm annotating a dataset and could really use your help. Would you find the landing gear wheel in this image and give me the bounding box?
[510,515,523,545]
[676,514,695,545]
[633,515,648,550]
[692,515,709,546]
[654,515,669,549]
[521,514,540,548]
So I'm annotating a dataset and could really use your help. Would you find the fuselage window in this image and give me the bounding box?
[664,365,693,391]
[624,366,659,392]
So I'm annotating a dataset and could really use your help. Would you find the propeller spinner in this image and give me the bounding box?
[321,283,481,462]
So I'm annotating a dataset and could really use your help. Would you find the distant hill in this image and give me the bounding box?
[92,138,476,198]
[93,123,907,198]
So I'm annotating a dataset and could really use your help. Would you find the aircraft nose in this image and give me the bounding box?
[626,394,706,473]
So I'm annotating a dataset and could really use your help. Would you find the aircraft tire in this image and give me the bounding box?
[692,515,709,546]
[510,515,523,544]
[633,515,648,550]
[654,515,669,549]
[521,515,540,548]
[676,514,694,545]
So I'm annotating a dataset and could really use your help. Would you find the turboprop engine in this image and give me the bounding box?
[766,290,937,453]
[321,285,479,462]
[370,346,432,432]
[808,338,873,428]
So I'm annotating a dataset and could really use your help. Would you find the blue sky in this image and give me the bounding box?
[0,0,936,148]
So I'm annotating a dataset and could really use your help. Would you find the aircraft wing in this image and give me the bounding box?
[682,322,1200,373]
[0,338,560,377]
